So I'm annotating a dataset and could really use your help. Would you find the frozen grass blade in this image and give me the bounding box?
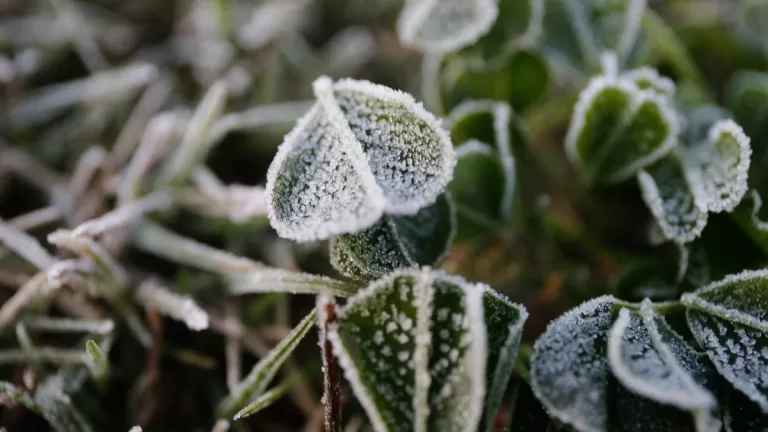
[23,317,114,334]
[232,379,294,420]
[217,309,317,419]
[0,218,54,269]
[136,279,209,331]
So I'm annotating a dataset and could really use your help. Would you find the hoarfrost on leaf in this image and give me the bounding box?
[687,119,752,213]
[530,295,617,432]
[623,67,676,97]
[330,193,455,282]
[637,155,708,244]
[467,0,545,66]
[566,75,679,185]
[397,0,498,53]
[607,304,720,431]
[329,269,522,432]
[681,268,768,412]
[265,76,454,242]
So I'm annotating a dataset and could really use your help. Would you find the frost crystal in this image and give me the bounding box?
[265,76,454,242]
[638,156,708,244]
[682,268,768,412]
[623,67,676,97]
[687,119,752,213]
[530,296,616,432]
[608,304,720,431]
[397,0,498,53]
[566,75,679,184]
[329,268,524,432]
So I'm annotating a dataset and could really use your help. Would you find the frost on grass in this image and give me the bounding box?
[637,156,708,244]
[530,296,616,432]
[447,101,516,220]
[35,376,94,432]
[607,304,720,431]
[687,119,751,213]
[265,76,454,242]
[565,75,679,185]
[396,0,498,53]
[329,269,520,432]
[681,269,768,412]
[330,193,455,282]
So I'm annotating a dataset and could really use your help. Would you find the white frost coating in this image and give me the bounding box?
[455,139,495,158]
[688,119,752,213]
[530,295,616,432]
[616,0,647,60]
[565,74,680,183]
[397,0,498,53]
[600,51,619,78]
[623,67,676,97]
[332,78,455,215]
[128,427,142,432]
[136,279,209,331]
[413,268,435,432]
[492,103,516,220]
[607,306,716,415]
[463,283,488,432]
[265,76,454,241]
[637,159,708,244]
[517,0,545,48]
[0,219,53,270]
[744,189,768,231]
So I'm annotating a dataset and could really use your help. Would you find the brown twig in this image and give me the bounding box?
[319,297,341,432]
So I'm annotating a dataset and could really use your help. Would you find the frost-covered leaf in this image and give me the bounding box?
[233,380,293,420]
[623,67,676,97]
[530,296,617,432]
[329,269,526,432]
[682,105,731,147]
[732,189,768,255]
[681,269,768,412]
[266,76,454,242]
[725,71,768,183]
[724,387,768,432]
[448,101,516,219]
[218,310,317,418]
[330,193,455,281]
[35,376,95,432]
[733,0,768,51]
[607,303,720,431]
[449,141,505,241]
[637,155,708,244]
[566,75,679,185]
[479,288,528,432]
[0,381,40,413]
[397,0,498,53]
[467,0,545,66]
[687,119,751,213]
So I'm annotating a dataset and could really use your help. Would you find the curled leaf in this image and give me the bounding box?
[467,0,545,66]
[608,303,720,431]
[566,75,679,185]
[687,119,751,213]
[266,76,455,242]
[327,268,526,432]
[330,193,455,281]
[637,155,708,244]
[681,268,768,413]
[397,0,498,53]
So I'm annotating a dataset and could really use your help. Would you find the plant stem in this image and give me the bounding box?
[320,298,342,432]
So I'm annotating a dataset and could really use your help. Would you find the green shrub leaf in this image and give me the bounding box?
[265,76,454,242]
[566,75,679,185]
[732,189,768,255]
[681,269,768,412]
[687,119,751,213]
[328,268,526,432]
[725,71,768,182]
[330,193,455,281]
[638,155,708,244]
[397,0,498,53]
[467,0,544,66]
[608,303,720,431]
[530,296,617,432]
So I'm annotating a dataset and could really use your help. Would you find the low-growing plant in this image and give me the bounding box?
[2,0,768,431]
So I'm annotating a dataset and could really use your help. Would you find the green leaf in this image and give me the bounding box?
[218,309,317,418]
[725,71,768,182]
[637,155,708,244]
[686,119,751,213]
[397,0,498,53]
[467,0,544,66]
[681,269,768,412]
[623,67,676,97]
[724,387,768,432]
[85,340,109,384]
[0,381,40,413]
[233,379,294,420]
[732,189,768,255]
[448,101,516,219]
[35,376,95,432]
[330,193,455,281]
[265,76,454,242]
[449,141,505,241]
[328,268,527,432]
[607,303,720,431]
[566,75,679,185]
[531,296,616,432]
[480,289,528,432]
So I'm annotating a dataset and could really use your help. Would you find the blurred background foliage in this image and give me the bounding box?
[0,0,768,430]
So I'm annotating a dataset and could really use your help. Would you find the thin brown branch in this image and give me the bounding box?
[319,296,341,432]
